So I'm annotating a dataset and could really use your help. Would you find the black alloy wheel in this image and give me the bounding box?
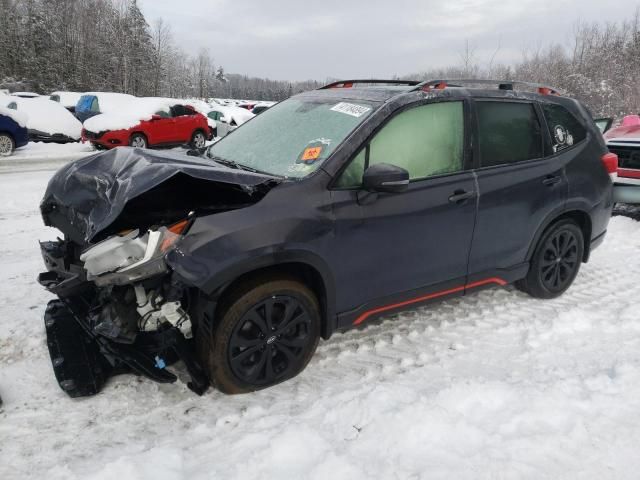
[516,219,584,299]
[539,229,580,292]
[198,275,320,393]
[228,295,313,386]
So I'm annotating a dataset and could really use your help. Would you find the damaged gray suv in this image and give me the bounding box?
[39,79,614,397]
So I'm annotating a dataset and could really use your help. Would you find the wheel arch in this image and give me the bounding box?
[526,209,593,263]
[198,253,337,340]
[129,131,148,145]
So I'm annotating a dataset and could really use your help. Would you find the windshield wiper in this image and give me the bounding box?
[210,156,256,172]
[209,155,282,177]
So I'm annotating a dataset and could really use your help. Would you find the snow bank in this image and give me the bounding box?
[2,97,82,139]
[0,105,28,127]
[83,97,176,132]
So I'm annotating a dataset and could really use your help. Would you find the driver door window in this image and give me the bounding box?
[336,101,464,188]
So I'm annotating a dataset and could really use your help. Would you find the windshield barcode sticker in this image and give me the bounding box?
[330,102,371,118]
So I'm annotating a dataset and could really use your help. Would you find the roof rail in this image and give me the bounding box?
[319,79,421,89]
[415,79,562,96]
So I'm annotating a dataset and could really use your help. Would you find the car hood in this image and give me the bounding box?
[41,147,279,245]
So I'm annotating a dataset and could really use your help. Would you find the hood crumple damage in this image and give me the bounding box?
[40,147,279,245]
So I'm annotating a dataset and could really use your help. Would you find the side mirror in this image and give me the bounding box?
[362,163,409,193]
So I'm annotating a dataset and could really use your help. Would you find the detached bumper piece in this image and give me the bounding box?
[44,298,209,398]
[45,300,111,397]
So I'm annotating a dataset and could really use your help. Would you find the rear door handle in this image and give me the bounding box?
[542,175,562,186]
[448,190,476,204]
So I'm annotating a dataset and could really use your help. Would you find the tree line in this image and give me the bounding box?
[406,14,640,118]
[0,0,639,116]
[0,0,317,100]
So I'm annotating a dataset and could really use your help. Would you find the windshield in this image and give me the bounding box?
[206,96,376,178]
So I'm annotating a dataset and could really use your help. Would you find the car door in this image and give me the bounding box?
[467,99,568,279]
[169,104,192,143]
[330,100,478,322]
[142,110,173,145]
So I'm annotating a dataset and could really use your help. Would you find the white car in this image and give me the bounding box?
[205,104,254,138]
[1,96,83,143]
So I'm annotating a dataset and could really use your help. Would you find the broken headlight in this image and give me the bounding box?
[80,220,190,286]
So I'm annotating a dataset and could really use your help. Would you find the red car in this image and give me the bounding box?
[82,103,212,150]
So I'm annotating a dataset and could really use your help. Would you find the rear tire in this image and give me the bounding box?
[516,219,584,299]
[190,130,206,149]
[129,133,147,149]
[197,275,321,394]
[0,133,15,157]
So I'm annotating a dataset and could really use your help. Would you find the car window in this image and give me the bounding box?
[335,148,366,188]
[208,111,221,121]
[542,103,587,152]
[155,110,170,118]
[50,95,60,102]
[336,101,464,187]
[7,102,17,110]
[171,105,192,117]
[477,101,543,167]
[90,97,100,112]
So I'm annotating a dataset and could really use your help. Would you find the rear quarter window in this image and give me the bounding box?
[542,103,587,152]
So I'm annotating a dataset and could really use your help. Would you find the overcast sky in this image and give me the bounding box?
[139,0,637,81]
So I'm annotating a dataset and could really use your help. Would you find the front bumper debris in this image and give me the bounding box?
[44,297,209,397]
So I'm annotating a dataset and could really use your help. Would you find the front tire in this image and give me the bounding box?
[198,275,321,394]
[129,133,148,149]
[0,133,15,157]
[516,219,584,299]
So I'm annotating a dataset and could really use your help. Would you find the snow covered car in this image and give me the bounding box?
[2,97,82,143]
[38,79,613,398]
[50,91,83,113]
[0,106,29,156]
[82,99,211,150]
[206,104,254,138]
[75,92,136,123]
[11,91,40,98]
[251,102,274,115]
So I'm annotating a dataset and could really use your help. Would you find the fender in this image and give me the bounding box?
[174,247,338,338]
[524,204,592,262]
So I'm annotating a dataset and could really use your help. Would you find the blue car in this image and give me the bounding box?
[0,110,29,156]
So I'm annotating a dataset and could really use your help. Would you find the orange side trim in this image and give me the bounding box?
[352,277,507,325]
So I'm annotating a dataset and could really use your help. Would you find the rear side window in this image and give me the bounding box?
[90,97,100,112]
[542,103,587,152]
[477,102,543,167]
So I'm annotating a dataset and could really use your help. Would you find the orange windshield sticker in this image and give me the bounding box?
[301,146,323,161]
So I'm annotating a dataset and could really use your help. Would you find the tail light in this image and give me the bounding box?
[601,152,618,174]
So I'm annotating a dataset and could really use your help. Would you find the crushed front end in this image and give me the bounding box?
[38,220,209,397]
[37,148,277,397]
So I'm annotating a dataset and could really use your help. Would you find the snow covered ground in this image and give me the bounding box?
[0,142,95,173]
[2,165,640,479]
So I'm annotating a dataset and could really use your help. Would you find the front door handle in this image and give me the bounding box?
[448,190,476,204]
[542,175,562,186]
